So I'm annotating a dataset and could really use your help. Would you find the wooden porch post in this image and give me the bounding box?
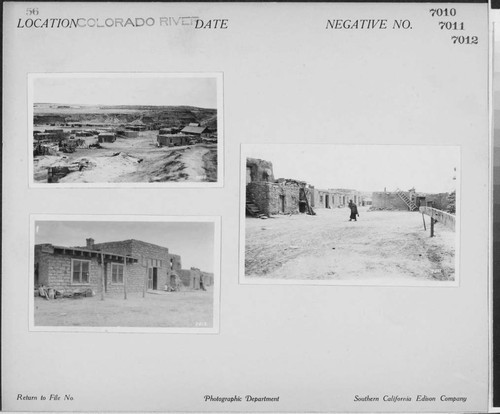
[123,256,127,300]
[143,265,148,298]
[100,252,105,300]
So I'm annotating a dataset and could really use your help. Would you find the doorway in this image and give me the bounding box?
[279,195,285,213]
[148,267,158,290]
[325,195,330,209]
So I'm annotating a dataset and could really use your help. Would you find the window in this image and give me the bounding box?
[170,258,174,269]
[148,258,162,268]
[111,263,124,284]
[72,259,90,284]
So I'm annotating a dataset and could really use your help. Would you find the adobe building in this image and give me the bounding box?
[34,237,208,295]
[371,188,449,211]
[179,267,214,289]
[330,189,364,207]
[157,133,191,147]
[98,132,116,143]
[181,123,210,139]
[246,158,314,216]
[315,189,344,209]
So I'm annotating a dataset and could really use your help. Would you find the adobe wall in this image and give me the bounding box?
[247,182,271,215]
[315,190,344,209]
[169,254,182,272]
[422,193,449,210]
[201,272,214,286]
[179,269,192,287]
[246,158,275,183]
[372,192,411,210]
[94,239,170,292]
[34,245,51,287]
[46,254,101,293]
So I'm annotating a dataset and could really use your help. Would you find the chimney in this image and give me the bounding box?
[86,238,95,249]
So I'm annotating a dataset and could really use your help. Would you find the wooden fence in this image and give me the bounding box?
[419,206,455,237]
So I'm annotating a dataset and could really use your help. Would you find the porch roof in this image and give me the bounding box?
[48,245,138,264]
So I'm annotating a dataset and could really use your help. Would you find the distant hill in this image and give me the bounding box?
[33,103,217,129]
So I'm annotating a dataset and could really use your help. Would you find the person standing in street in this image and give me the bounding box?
[348,199,359,222]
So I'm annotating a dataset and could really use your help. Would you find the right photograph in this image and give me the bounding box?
[241,144,459,286]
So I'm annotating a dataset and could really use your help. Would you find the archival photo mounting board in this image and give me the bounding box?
[2,1,491,413]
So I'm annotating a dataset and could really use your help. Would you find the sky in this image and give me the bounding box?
[34,75,218,108]
[245,144,458,193]
[35,220,215,272]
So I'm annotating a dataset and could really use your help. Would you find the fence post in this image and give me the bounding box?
[143,265,148,298]
[430,217,435,237]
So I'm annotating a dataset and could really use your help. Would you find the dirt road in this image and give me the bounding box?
[245,207,456,283]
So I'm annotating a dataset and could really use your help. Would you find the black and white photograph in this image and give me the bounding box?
[29,73,222,187]
[241,144,459,286]
[30,216,220,333]
[3,1,489,412]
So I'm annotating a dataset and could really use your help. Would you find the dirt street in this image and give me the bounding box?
[245,207,456,283]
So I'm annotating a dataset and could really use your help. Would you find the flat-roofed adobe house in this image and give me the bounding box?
[157,134,191,147]
[34,238,186,297]
[98,132,116,143]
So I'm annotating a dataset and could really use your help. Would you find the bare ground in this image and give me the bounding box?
[245,207,456,283]
[33,131,218,183]
[34,288,214,328]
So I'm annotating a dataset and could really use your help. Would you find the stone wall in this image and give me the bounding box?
[247,182,271,215]
[269,181,300,215]
[247,181,301,216]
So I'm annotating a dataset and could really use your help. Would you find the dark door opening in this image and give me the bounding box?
[148,267,159,290]
[279,195,285,213]
[153,268,158,290]
[325,196,330,209]
[299,201,306,213]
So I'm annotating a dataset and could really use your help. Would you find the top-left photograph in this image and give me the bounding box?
[29,73,223,187]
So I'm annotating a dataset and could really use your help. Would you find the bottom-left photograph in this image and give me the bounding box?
[30,215,220,333]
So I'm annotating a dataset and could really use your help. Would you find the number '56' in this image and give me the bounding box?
[26,8,39,16]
